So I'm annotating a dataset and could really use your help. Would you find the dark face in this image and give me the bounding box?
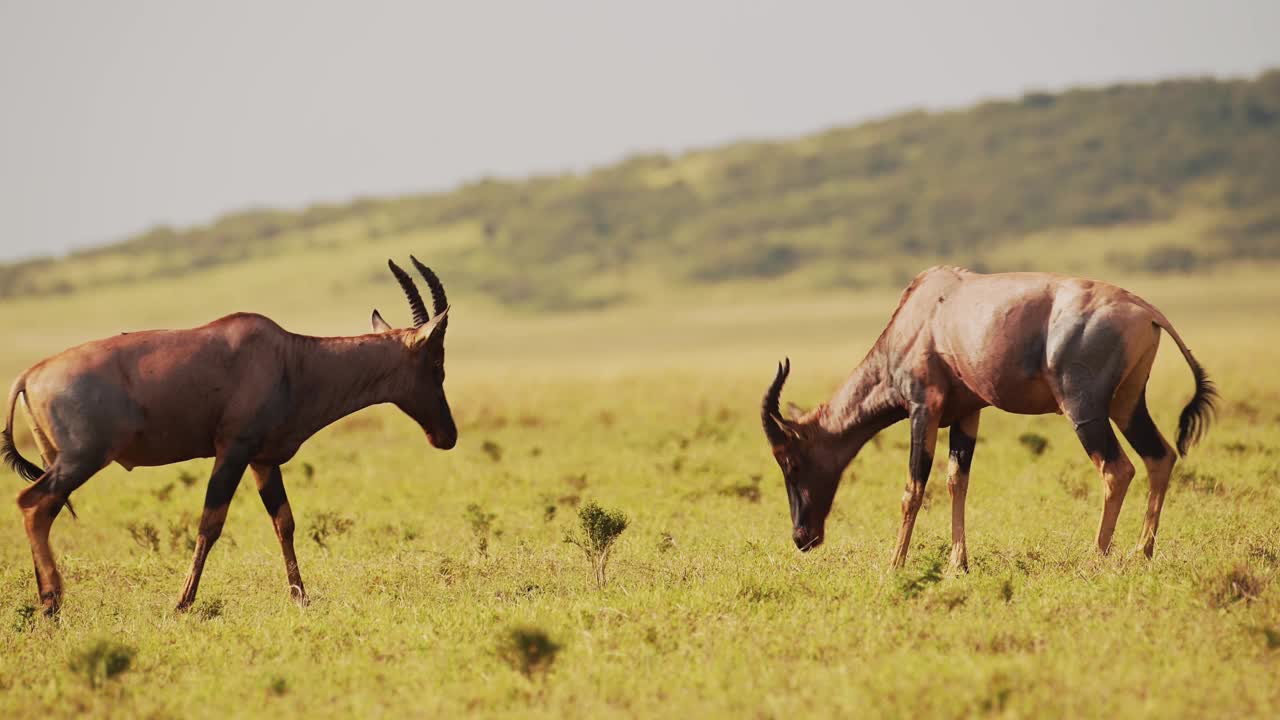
[401,343,457,450]
[379,256,455,449]
[773,445,840,552]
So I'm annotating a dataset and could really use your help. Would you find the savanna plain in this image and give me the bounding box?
[0,258,1277,719]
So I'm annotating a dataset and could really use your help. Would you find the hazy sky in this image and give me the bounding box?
[2,1,1277,261]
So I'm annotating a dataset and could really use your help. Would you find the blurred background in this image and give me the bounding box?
[1,1,1278,371]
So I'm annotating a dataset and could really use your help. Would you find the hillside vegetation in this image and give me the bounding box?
[2,71,1279,310]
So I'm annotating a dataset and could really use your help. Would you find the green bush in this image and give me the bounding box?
[69,640,135,689]
[564,502,629,588]
[496,626,562,680]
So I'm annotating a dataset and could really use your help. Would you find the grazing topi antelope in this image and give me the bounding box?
[762,266,1215,569]
[3,257,456,614]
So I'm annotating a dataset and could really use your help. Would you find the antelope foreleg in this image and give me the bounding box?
[253,464,307,606]
[892,403,940,569]
[177,455,247,611]
[947,412,980,571]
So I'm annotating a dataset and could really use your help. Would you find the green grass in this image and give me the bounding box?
[1,267,1278,718]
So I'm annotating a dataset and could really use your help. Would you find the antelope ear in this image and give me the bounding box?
[409,306,450,348]
[371,309,393,333]
[786,402,805,422]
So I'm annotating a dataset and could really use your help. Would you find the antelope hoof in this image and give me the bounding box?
[175,598,195,613]
[289,586,309,607]
[39,591,62,617]
[949,545,969,572]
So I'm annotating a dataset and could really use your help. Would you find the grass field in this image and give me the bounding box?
[1,262,1278,718]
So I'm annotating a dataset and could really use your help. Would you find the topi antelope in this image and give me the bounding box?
[762,266,1216,569]
[2,257,456,614]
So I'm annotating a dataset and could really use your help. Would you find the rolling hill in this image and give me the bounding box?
[2,70,1278,311]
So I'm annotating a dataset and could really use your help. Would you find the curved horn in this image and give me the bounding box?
[409,255,448,324]
[388,259,429,327]
[762,358,792,447]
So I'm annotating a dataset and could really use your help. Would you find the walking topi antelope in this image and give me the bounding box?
[762,266,1216,569]
[2,257,456,614]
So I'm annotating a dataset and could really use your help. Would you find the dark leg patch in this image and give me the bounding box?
[258,467,287,517]
[949,429,977,475]
[911,449,933,487]
[1074,416,1121,464]
[908,410,935,488]
[203,461,246,510]
[1121,391,1169,460]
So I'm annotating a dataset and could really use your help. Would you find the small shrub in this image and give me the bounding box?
[1252,625,1280,651]
[999,576,1015,603]
[563,473,588,490]
[436,558,463,586]
[267,676,289,696]
[1248,541,1279,568]
[465,503,497,558]
[168,518,196,553]
[11,603,37,633]
[126,522,160,553]
[301,462,316,482]
[979,672,1015,713]
[1204,564,1267,608]
[1223,441,1250,455]
[974,631,1040,655]
[496,626,561,680]
[657,532,677,553]
[564,502,629,588]
[1057,470,1091,500]
[738,580,789,603]
[69,639,135,689]
[309,512,355,549]
[1181,467,1225,495]
[1018,433,1049,456]
[151,483,175,503]
[196,598,224,620]
[719,475,762,503]
[481,440,503,462]
[1140,244,1204,274]
[176,469,198,488]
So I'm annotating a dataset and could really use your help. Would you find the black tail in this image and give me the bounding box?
[1142,308,1218,457]
[1,429,43,482]
[3,375,42,482]
[1175,360,1217,456]
[3,375,75,517]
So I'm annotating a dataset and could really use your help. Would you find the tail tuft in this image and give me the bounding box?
[1176,362,1217,456]
[1,429,43,482]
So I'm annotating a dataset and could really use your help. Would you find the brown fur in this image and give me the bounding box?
[3,258,454,614]
[763,266,1216,567]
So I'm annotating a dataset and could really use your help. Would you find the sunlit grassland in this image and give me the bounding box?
[0,264,1278,718]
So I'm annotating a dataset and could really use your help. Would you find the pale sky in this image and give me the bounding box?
[1,0,1277,261]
